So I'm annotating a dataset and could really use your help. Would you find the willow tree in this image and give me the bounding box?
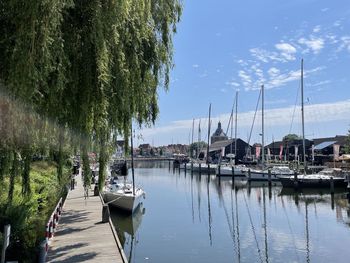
[0,0,182,191]
[60,0,182,189]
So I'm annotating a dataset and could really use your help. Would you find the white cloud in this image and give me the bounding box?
[265,99,288,105]
[338,36,350,52]
[298,37,325,54]
[250,48,280,63]
[192,64,199,68]
[225,81,240,87]
[139,100,350,145]
[266,67,323,89]
[250,43,297,63]
[268,67,280,77]
[308,80,331,87]
[313,25,321,33]
[238,70,252,86]
[275,43,297,54]
[333,20,341,27]
[275,42,297,61]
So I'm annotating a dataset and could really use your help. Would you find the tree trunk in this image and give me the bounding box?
[8,150,19,203]
[57,129,65,183]
[21,147,32,196]
[98,137,108,190]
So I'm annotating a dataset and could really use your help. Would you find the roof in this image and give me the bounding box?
[314,140,337,150]
[313,135,347,146]
[209,139,233,152]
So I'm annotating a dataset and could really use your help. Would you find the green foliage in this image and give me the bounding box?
[282,134,301,143]
[190,141,208,158]
[0,1,182,260]
[0,161,68,262]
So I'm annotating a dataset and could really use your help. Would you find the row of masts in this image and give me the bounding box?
[189,59,306,170]
[260,59,306,173]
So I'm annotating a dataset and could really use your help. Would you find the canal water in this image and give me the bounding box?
[110,161,350,263]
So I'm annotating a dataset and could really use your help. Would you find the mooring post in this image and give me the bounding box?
[207,164,210,175]
[231,166,235,184]
[330,176,334,194]
[218,165,221,177]
[248,169,251,181]
[268,169,272,187]
[184,163,187,175]
[199,163,201,175]
[293,171,298,189]
[102,204,110,223]
[191,162,193,174]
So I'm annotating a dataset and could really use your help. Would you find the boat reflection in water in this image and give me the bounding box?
[110,161,350,263]
[110,204,145,262]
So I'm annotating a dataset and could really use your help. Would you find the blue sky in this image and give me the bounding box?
[136,0,350,147]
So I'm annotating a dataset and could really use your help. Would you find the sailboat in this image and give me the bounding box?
[217,91,247,177]
[103,123,145,213]
[247,85,294,181]
[190,104,217,174]
[279,59,347,188]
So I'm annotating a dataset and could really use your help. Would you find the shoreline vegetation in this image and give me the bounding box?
[0,1,182,262]
[0,160,70,262]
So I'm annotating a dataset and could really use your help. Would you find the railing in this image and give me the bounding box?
[39,197,63,262]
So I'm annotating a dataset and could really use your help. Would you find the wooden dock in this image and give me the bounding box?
[46,173,127,263]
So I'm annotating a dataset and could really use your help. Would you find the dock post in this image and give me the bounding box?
[218,165,221,177]
[102,204,110,223]
[207,164,210,175]
[231,166,235,184]
[330,176,334,194]
[248,169,251,181]
[268,169,272,187]
[293,171,298,189]
[185,163,187,175]
[331,193,335,210]
[199,163,201,176]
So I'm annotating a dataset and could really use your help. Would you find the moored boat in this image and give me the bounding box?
[103,180,145,212]
[279,168,348,188]
[216,164,246,177]
[246,166,294,181]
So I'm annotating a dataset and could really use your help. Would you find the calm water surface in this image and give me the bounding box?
[110,161,350,263]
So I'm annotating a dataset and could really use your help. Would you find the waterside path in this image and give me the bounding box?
[46,173,127,263]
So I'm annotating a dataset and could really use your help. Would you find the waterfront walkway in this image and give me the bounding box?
[46,173,126,263]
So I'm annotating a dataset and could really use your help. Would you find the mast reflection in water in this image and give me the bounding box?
[110,161,350,263]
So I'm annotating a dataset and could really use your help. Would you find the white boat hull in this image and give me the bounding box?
[216,165,245,177]
[103,187,145,212]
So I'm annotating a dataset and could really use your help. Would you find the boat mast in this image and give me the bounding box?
[197,119,201,159]
[206,103,211,164]
[261,85,265,166]
[301,59,306,174]
[234,91,238,164]
[230,106,234,155]
[191,118,194,158]
[130,122,135,195]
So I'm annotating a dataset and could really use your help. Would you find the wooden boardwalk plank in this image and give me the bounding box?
[46,173,125,263]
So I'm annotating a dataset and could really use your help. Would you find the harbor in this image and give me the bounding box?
[1,1,350,263]
[110,160,350,263]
